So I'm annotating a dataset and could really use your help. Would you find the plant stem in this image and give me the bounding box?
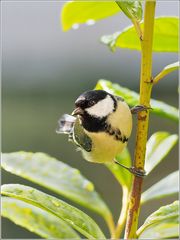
[105,213,116,239]
[153,61,180,84]
[114,187,129,239]
[132,19,143,40]
[124,1,156,239]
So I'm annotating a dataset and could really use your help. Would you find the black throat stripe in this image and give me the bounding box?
[81,111,107,132]
[105,123,128,143]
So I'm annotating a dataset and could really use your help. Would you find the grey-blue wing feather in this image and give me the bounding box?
[73,119,92,152]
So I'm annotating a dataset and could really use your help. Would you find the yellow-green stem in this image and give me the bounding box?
[105,213,116,239]
[132,19,143,40]
[124,1,156,239]
[114,187,129,239]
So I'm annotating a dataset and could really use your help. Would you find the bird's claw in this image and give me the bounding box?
[114,160,146,178]
[129,166,146,178]
[131,105,152,114]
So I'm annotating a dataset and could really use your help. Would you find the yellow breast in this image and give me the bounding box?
[82,101,132,163]
[82,131,128,163]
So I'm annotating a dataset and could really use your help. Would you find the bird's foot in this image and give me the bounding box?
[128,166,146,177]
[131,105,152,114]
[114,160,146,178]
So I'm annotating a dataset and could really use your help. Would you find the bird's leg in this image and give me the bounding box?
[114,160,146,177]
[130,105,152,114]
[121,105,150,176]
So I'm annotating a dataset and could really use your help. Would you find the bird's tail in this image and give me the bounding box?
[56,114,76,134]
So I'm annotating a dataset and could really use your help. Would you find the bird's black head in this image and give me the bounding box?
[72,90,117,132]
[75,90,108,109]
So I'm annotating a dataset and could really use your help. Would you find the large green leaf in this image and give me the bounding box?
[95,79,179,122]
[141,171,179,204]
[154,61,180,84]
[137,201,179,239]
[61,1,120,31]
[145,132,178,174]
[106,148,132,189]
[1,184,105,239]
[2,197,80,239]
[1,152,111,219]
[101,17,179,52]
[116,1,142,21]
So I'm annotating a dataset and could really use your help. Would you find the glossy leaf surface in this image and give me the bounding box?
[101,17,179,52]
[116,1,142,21]
[1,152,111,219]
[145,132,178,174]
[95,80,179,122]
[141,171,179,204]
[137,201,179,239]
[2,197,80,239]
[1,184,105,239]
[61,1,120,31]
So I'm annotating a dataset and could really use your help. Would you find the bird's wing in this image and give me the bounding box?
[56,114,76,134]
[73,119,92,152]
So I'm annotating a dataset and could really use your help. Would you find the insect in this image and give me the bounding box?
[57,90,148,177]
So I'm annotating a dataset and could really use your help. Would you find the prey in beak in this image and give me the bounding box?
[72,107,84,116]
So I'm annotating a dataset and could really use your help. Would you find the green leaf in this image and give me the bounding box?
[141,171,179,204]
[106,148,132,189]
[101,17,179,52]
[1,184,105,239]
[1,152,111,220]
[137,201,179,239]
[2,197,80,239]
[154,61,180,84]
[61,1,120,31]
[95,79,179,122]
[145,132,178,174]
[116,1,142,21]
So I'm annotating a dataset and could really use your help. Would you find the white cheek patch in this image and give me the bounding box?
[86,95,114,118]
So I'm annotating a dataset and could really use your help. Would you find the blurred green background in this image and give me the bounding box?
[2,1,179,238]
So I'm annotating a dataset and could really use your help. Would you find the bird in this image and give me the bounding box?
[56,90,148,177]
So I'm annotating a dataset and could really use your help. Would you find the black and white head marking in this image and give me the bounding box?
[74,90,117,132]
[85,94,116,117]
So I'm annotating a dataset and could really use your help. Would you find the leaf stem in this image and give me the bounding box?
[105,213,116,239]
[153,61,180,84]
[124,1,156,239]
[132,19,143,40]
[114,187,129,238]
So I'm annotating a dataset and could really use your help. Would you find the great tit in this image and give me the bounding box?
[57,90,147,177]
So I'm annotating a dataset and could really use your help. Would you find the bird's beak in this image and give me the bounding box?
[71,107,84,116]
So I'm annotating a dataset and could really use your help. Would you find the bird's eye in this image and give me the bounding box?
[89,100,95,106]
